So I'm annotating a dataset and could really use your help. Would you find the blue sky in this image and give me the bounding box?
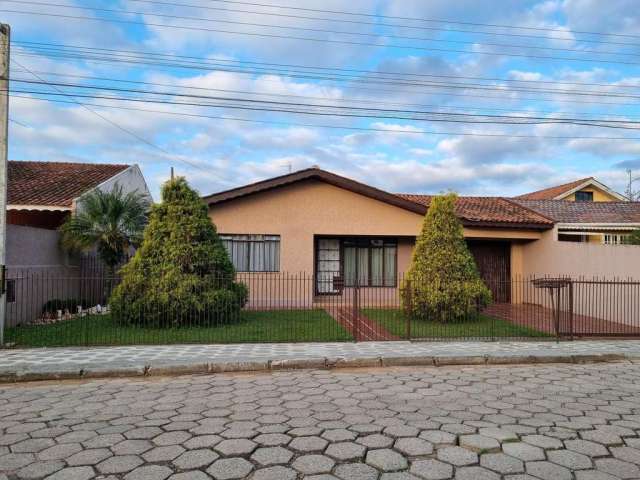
[4,0,640,199]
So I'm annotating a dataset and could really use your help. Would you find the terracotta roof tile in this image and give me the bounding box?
[8,160,130,208]
[515,177,593,200]
[513,199,640,223]
[397,194,554,228]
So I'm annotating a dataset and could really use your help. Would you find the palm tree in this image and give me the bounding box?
[60,183,150,272]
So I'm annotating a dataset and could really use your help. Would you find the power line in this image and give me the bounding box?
[201,0,640,41]
[7,0,640,58]
[13,69,640,119]
[12,93,640,141]
[107,0,640,48]
[13,40,640,91]
[10,58,209,173]
[8,117,29,128]
[4,9,640,65]
[14,49,636,107]
[10,78,640,128]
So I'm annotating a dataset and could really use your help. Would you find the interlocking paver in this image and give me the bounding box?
[3,362,640,480]
[292,454,335,474]
[206,457,254,479]
[410,459,453,480]
[43,466,95,480]
[366,448,408,471]
[436,446,478,466]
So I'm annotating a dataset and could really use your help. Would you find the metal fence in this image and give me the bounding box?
[3,270,640,347]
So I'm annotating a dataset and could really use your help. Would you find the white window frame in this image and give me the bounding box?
[220,234,281,272]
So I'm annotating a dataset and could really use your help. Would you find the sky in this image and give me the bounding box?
[3,0,640,200]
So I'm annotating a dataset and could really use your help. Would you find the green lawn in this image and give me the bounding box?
[363,309,550,339]
[5,310,353,347]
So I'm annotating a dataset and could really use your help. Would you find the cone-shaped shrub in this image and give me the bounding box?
[109,177,248,327]
[401,193,491,322]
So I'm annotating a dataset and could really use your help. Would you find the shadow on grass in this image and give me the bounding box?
[5,309,353,347]
[363,308,551,339]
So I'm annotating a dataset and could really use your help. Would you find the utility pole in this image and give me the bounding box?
[0,24,9,345]
[626,169,640,202]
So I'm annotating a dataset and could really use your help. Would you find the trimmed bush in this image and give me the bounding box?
[401,193,491,322]
[109,177,248,327]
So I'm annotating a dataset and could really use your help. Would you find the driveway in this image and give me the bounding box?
[1,363,639,479]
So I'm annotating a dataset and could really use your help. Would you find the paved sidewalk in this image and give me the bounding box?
[2,340,640,381]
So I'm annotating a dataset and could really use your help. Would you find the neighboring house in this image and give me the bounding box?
[516,177,626,202]
[5,160,152,326]
[204,168,640,306]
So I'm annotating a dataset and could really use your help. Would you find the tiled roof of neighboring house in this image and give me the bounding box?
[8,160,130,208]
[515,177,593,200]
[397,194,554,229]
[513,199,640,223]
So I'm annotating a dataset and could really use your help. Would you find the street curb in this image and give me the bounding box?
[0,352,634,383]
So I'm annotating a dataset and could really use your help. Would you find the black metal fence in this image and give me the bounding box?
[3,270,640,347]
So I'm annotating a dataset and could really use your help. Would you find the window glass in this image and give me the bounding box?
[220,235,280,272]
[575,191,594,202]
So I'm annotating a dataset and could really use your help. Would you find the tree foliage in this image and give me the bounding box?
[401,193,491,322]
[628,229,640,245]
[60,183,149,270]
[109,177,248,327]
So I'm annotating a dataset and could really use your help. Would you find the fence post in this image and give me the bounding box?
[353,274,359,342]
[569,280,574,341]
[405,278,411,340]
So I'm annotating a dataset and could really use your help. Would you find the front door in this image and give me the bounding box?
[467,240,511,303]
[316,239,341,294]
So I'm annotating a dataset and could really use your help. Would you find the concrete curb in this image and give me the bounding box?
[0,352,635,384]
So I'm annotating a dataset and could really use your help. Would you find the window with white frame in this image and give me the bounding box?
[603,234,629,245]
[220,234,280,272]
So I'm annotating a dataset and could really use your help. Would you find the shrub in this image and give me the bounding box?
[401,193,491,322]
[109,177,248,327]
[628,229,640,245]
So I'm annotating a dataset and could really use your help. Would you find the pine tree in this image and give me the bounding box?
[401,193,491,322]
[109,177,248,327]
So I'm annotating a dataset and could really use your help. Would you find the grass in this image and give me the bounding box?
[4,309,353,347]
[363,308,550,339]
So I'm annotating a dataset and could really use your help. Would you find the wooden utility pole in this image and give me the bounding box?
[0,24,9,345]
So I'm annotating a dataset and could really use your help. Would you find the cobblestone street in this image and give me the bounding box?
[1,363,640,480]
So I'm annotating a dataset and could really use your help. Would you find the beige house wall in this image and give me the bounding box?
[521,227,640,279]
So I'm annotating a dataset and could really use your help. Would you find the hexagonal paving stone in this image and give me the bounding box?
[96,455,144,474]
[292,454,336,475]
[594,458,640,479]
[480,453,524,474]
[366,448,408,472]
[410,459,453,480]
[326,441,366,461]
[124,465,173,480]
[383,425,420,438]
[611,446,640,465]
[214,439,257,457]
[394,437,433,456]
[183,435,223,450]
[357,434,394,449]
[125,428,163,440]
[66,448,113,466]
[44,466,95,480]
[380,474,421,480]
[173,449,219,469]
[0,453,35,471]
[459,435,500,453]
[38,443,82,461]
[454,466,500,480]
[153,431,192,446]
[11,438,54,453]
[167,472,211,480]
[288,436,328,453]
[206,457,254,480]
[502,442,545,461]
[142,446,185,463]
[112,440,153,455]
[575,470,621,480]
[565,439,610,457]
[252,466,297,480]
[322,429,357,442]
[250,447,293,466]
[253,434,291,447]
[334,462,379,480]
[418,430,456,446]
[547,449,593,470]
[522,435,563,450]
[526,461,573,480]
[478,428,519,442]
[16,459,64,479]
[436,446,478,466]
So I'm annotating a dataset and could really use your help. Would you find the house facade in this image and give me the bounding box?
[205,168,640,308]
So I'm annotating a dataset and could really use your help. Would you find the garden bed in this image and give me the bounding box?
[363,309,550,339]
[4,309,353,347]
